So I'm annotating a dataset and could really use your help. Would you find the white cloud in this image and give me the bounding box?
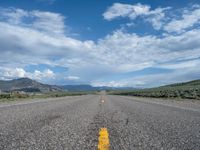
[103,3,200,32]
[65,76,80,81]
[164,5,200,33]
[33,69,55,80]
[95,29,200,72]
[3,68,26,78]
[0,67,55,80]
[92,59,200,88]
[128,60,200,87]
[0,7,28,24]
[0,8,65,35]
[103,3,150,20]
[103,3,169,30]
[92,81,128,87]
[31,10,65,35]
[158,59,200,69]
[145,7,169,30]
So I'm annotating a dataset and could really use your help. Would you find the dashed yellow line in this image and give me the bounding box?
[101,95,106,103]
[98,128,110,150]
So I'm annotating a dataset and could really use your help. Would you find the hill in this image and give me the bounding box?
[0,78,62,93]
[162,79,200,87]
[111,79,200,100]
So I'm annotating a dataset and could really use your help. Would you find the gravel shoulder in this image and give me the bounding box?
[117,95,200,112]
[0,96,84,108]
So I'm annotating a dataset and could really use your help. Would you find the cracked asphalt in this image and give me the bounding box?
[0,94,200,150]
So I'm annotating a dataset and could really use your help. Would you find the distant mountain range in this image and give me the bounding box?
[0,78,62,93]
[0,78,199,94]
[0,78,134,93]
[60,84,98,91]
[60,85,133,91]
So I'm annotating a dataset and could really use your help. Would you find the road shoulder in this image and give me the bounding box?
[114,95,200,112]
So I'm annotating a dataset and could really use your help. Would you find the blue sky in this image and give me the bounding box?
[0,0,200,87]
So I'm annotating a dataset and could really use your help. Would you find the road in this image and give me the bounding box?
[0,94,200,150]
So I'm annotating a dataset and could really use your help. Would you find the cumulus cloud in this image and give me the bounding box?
[0,67,55,81]
[145,7,169,30]
[31,10,65,34]
[103,3,170,30]
[0,7,65,35]
[96,29,200,71]
[3,68,26,78]
[164,5,200,33]
[33,69,55,80]
[0,8,28,24]
[103,3,150,20]
[104,3,200,33]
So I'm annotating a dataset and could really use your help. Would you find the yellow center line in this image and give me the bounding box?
[98,128,110,150]
[101,95,106,103]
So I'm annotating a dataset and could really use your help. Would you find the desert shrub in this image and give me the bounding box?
[111,84,200,100]
[0,94,12,99]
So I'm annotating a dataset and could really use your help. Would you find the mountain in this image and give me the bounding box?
[61,84,134,91]
[0,78,62,93]
[61,84,98,91]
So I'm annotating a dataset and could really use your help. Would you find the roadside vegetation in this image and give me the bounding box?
[0,91,97,102]
[109,80,200,100]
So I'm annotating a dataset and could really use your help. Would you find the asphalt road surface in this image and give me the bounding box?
[0,94,200,150]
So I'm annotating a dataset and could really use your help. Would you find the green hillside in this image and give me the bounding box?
[111,80,200,100]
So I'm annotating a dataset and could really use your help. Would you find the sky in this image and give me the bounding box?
[0,0,200,87]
